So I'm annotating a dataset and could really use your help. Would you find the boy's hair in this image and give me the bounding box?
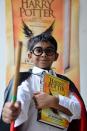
[22,20,58,51]
[27,35,58,51]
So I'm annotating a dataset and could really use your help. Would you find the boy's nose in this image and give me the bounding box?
[41,51,47,57]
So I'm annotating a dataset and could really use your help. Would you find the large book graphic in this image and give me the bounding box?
[37,73,70,129]
[5,0,80,89]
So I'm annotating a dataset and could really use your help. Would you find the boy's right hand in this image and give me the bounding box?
[2,101,21,124]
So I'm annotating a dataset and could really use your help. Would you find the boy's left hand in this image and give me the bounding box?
[33,92,58,109]
[33,92,72,116]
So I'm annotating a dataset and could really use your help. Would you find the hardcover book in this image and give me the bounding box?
[37,73,70,129]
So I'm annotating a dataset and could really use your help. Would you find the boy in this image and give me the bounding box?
[2,22,87,131]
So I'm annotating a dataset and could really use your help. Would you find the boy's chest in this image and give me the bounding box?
[30,75,43,93]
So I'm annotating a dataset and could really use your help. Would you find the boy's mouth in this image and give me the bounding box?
[40,58,49,61]
[40,60,49,63]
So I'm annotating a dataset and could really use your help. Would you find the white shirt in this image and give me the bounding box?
[15,66,81,131]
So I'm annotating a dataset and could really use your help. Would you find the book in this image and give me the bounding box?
[37,73,70,129]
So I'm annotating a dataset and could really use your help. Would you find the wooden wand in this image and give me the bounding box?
[12,41,22,103]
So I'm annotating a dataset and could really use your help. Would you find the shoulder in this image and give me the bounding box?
[19,71,31,85]
[56,73,75,85]
[4,71,32,102]
[56,73,80,96]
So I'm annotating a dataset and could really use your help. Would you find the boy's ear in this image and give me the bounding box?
[27,51,32,59]
[54,53,59,61]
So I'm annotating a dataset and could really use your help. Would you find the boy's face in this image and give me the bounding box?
[28,42,59,70]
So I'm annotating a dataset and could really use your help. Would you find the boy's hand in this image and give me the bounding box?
[2,101,21,123]
[33,92,72,116]
[33,92,58,109]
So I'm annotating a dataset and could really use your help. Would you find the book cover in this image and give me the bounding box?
[37,73,70,129]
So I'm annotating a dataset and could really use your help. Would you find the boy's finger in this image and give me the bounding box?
[33,92,40,95]
[14,101,21,108]
[33,96,38,106]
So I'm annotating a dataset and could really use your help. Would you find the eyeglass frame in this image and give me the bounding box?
[31,47,56,56]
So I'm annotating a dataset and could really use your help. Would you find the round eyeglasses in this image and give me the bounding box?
[31,47,56,56]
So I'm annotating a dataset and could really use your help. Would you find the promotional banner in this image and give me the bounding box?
[5,0,80,89]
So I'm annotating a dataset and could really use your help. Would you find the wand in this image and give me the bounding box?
[10,41,23,131]
[12,41,22,103]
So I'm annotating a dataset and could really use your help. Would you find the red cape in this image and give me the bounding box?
[10,122,17,131]
[67,93,87,131]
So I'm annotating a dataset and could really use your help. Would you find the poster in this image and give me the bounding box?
[5,0,80,89]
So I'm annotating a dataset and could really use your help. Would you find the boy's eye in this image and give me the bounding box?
[32,47,56,56]
[35,48,42,53]
[33,47,42,55]
[46,48,53,53]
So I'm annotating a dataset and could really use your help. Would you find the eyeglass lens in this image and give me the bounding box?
[32,47,56,56]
